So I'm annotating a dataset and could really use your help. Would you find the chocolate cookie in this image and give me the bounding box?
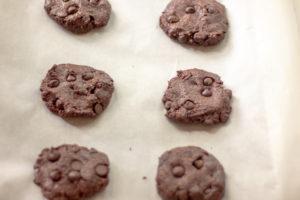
[162,68,232,124]
[44,0,111,34]
[156,146,225,200]
[160,0,229,46]
[40,64,114,118]
[34,144,110,200]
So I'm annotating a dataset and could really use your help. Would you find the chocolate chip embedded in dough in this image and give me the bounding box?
[47,152,60,162]
[185,6,195,14]
[172,165,185,177]
[184,100,194,110]
[201,89,212,97]
[167,15,179,23]
[68,170,81,181]
[67,5,79,15]
[193,158,204,169]
[203,77,214,86]
[48,79,60,88]
[66,74,76,82]
[82,73,94,81]
[165,101,172,110]
[50,170,61,181]
[95,164,108,177]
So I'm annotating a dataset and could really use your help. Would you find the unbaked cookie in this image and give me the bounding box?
[160,0,229,46]
[44,0,111,33]
[34,144,109,200]
[40,63,114,117]
[156,146,225,200]
[162,68,232,124]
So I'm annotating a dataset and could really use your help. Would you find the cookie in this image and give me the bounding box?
[34,144,109,200]
[44,0,111,34]
[162,68,232,124]
[160,0,229,46]
[40,63,114,118]
[156,146,225,200]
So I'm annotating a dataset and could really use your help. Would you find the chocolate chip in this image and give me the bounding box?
[184,101,194,110]
[63,0,70,2]
[165,101,172,110]
[82,73,94,81]
[93,103,103,114]
[50,170,61,181]
[47,152,60,162]
[167,15,179,23]
[71,160,83,170]
[203,77,213,86]
[67,5,79,15]
[75,89,88,95]
[194,32,208,43]
[68,170,81,181]
[71,146,80,152]
[193,158,204,169]
[95,164,108,177]
[55,99,64,109]
[66,74,76,82]
[185,6,195,13]
[201,89,212,97]
[169,28,180,37]
[172,165,185,177]
[48,79,59,88]
[178,34,188,43]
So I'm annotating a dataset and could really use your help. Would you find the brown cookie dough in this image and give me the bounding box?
[34,144,109,200]
[162,68,232,125]
[44,0,111,34]
[40,63,114,118]
[156,146,225,200]
[160,0,229,46]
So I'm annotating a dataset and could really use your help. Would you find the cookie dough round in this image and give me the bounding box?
[156,146,225,200]
[40,63,114,118]
[44,0,111,34]
[162,68,232,124]
[160,0,229,46]
[34,144,110,200]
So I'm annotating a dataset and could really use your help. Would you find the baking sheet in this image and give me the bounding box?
[0,0,299,199]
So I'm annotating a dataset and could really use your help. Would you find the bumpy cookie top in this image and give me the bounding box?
[156,146,225,200]
[34,144,109,200]
[40,64,114,117]
[45,0,111,33]
[162,68,232,124]
[160,0,229,46]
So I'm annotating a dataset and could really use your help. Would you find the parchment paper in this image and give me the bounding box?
[0,0,299,199]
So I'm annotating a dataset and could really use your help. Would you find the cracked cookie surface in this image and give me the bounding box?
[40,63,114,118]
[162,68,232,125]
[44,0,111,33]
[160,0,228,46]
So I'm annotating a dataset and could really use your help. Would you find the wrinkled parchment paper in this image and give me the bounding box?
[0,0,299,199]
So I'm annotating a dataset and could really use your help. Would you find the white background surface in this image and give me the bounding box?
[0,0,299,199]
